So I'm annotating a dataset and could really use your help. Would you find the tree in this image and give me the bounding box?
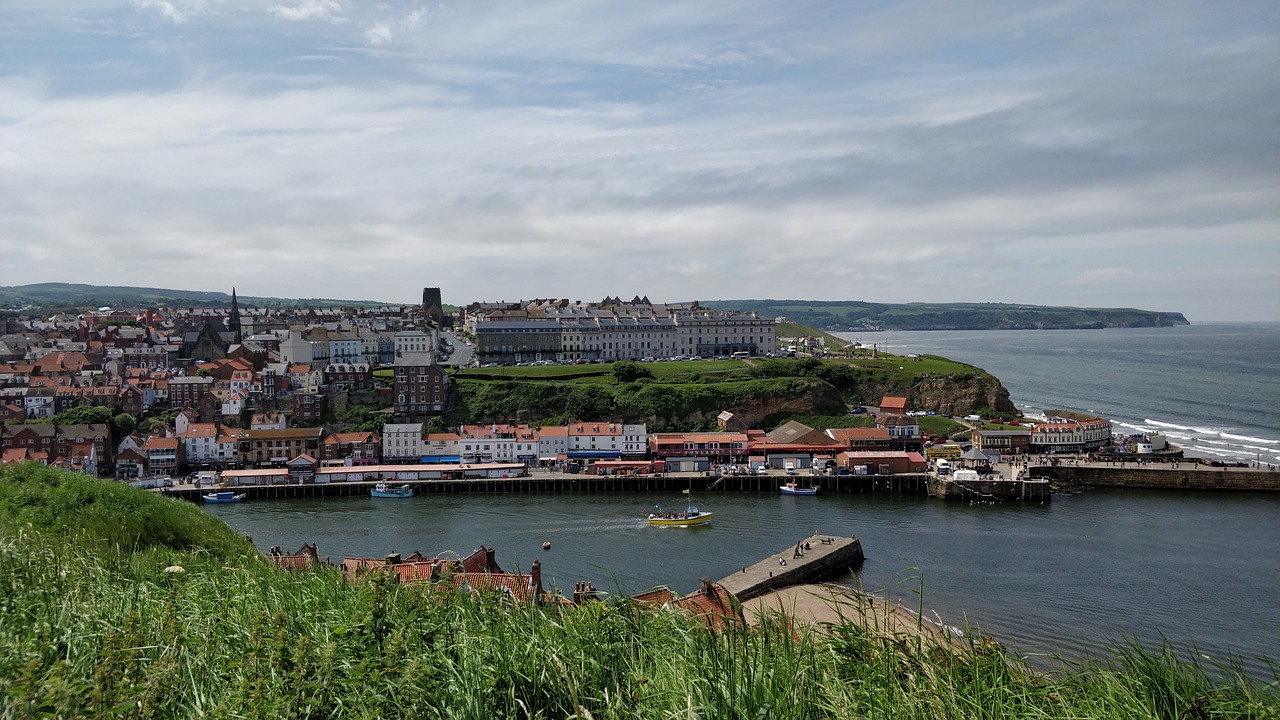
[113,412,137,439]
[55,405,113,427]
[612,361,653,383]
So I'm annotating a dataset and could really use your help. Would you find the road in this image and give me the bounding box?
[437,329,474,367]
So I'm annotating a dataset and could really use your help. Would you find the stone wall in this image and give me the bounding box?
[1035,466,1280,492]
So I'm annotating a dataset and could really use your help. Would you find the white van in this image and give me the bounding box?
[935,460,951,475]
[731,351,750,359]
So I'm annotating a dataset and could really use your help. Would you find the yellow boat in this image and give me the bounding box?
[647,502,713,527]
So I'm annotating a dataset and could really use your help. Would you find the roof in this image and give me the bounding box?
[241,427,324,440]
[650,432,748,444]
[765,421,835,446]
[568,422,622,437]
[880,396,909,411]
[825,427,889,443]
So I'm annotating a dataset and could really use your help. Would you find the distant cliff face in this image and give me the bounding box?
[906,376,1016,416]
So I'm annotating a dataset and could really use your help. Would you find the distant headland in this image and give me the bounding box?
[701,300,1190,331]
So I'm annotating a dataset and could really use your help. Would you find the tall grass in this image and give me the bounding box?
[2,465,1277,718]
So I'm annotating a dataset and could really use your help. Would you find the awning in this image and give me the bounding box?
[566,450,622,458]
[421,455,462,463]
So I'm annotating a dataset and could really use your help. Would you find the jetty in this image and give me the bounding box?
[717,535,865,601]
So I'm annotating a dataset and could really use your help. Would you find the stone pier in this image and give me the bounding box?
[716,535,865,601]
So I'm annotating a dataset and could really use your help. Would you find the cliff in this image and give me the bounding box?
[906,376,1016,416]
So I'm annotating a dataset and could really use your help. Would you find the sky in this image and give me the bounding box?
[2,1,1277,321]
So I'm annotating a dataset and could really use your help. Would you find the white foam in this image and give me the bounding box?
[1144,419,1278,447]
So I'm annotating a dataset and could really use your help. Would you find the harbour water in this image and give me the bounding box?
[205,322,1280,676]
[208,488,1279,676]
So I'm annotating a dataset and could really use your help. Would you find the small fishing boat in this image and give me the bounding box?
[371,482,414,498]
[647,505,713,527]
[202,490,246,503]
[780,482,818,496]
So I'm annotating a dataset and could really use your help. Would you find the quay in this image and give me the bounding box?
[716,535,865,601]
[157,458,1280,503]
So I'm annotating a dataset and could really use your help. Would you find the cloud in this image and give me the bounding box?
[269,0,345,23]
[364,21,392,45]
[1,1,1277,320]
[129,0,200,24]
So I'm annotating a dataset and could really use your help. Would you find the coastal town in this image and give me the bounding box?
[4,288,1268,498]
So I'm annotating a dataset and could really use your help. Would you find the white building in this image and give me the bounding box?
[382,423,425,462]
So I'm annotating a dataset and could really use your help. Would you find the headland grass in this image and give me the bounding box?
[2,464,1275,718]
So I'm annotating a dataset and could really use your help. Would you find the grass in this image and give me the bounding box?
[775,322,852,349]
[456,359,750,384]
[2,465,1277,718]
[918,415,968,439]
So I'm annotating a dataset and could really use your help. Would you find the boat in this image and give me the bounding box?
[780,482,818,496]
[647,504,713,527]
[371,482,414,498]
[202,491,246,503]
[647,492,713,526]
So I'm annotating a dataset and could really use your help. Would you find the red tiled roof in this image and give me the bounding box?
[880,396,908,411]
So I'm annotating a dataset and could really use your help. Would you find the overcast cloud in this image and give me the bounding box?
[2,1,1277,320]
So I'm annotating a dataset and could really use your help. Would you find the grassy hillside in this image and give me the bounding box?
[704,300,1190,331]
[446,355,1009,428]
[0,283,400,310]
[2,464,1273,718]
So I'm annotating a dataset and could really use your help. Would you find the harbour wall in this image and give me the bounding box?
[1034,466,1280,492]
[716,535,865,601]
[929,477,1051,501]
[159,465,1280,503]
[162,472,934,502]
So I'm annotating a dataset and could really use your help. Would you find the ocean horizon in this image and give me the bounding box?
[835,321,1280,467]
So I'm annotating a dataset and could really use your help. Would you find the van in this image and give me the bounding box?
[935,460,952,475]
[731,351,750,359]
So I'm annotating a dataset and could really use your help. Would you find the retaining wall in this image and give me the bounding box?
[1035,466,1280,491]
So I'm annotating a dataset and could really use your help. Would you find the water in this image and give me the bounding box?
[207,487,1280,677]
[837,322,1280,466]
[204,322,1280,676]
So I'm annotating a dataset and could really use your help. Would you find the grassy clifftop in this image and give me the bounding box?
[1,464,1274,718]
[449,355,1014,429]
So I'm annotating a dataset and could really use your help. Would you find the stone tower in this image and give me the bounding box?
[227,287,242,343]
[421,287,444,328]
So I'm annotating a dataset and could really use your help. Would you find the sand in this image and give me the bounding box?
[739,583,969,650]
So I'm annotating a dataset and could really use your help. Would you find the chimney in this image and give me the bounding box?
[530,559,543,597]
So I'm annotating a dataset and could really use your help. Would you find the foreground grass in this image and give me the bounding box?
[2,465,1276,718]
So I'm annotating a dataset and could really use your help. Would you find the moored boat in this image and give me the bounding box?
[202,491,246,503]
[780,482,818,496]
[372,482,414,498]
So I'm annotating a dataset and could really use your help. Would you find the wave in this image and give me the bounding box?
[1143,420,1279,446]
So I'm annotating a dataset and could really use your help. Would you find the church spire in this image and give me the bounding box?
[228,287,242,342]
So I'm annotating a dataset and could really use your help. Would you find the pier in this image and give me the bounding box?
[156,459,1280,504]
[716,535,865,601]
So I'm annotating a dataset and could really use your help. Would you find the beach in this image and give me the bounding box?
[741,583,967,651]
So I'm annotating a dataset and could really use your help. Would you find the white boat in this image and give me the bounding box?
[371,482,413,498]
[780,482,818,496]
[202,491,246,503]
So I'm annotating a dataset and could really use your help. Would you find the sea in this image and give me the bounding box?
[836,321,1280,467]
[204,322,1280,678]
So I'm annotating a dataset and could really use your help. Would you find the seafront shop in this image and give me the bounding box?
[219,459,527,486]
